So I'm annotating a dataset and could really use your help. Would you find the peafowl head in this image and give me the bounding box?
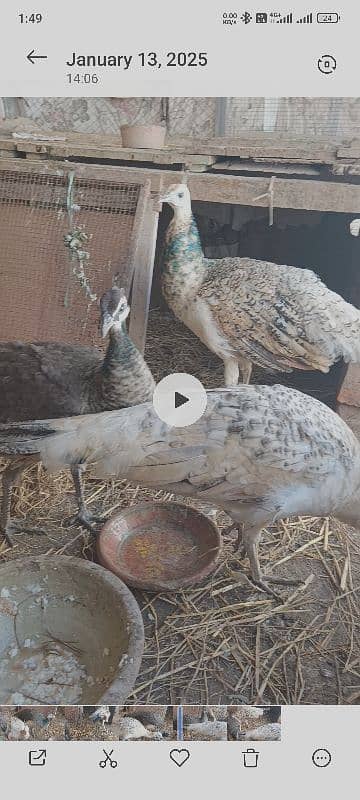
[160,183,192,214]
[350,219,360,237]
[99,287,130,337]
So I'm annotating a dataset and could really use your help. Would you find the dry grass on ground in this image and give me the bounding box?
[1,310,360,705]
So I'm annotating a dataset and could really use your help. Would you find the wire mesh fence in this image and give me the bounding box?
[0,167,144,345]
[2,97,359,139]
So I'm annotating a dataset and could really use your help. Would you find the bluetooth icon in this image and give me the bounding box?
[240,11,252,23]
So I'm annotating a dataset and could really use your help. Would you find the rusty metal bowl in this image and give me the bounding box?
[0,556,144,705]
[97,502,221,592]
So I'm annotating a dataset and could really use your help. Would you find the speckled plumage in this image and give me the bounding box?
[240,722,281,741]
[162,184,360,384]
[1,385,360,582]
[0,289,155,543]
[118,717,162,740]
[0,330,154,423]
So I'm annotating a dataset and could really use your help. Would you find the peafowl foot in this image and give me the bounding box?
[0,519,47,547]
[64,508,106,534]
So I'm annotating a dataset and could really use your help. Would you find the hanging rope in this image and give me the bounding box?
[63,171,97,307]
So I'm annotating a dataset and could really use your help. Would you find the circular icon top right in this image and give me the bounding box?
[317,55,337,74]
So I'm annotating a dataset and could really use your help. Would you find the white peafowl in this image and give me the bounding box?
[239,722,281,741]
[118,717,162,741]
[1,384,360,595]
[161,184,360,386]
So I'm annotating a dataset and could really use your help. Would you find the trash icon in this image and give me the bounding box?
[242,747,259,768]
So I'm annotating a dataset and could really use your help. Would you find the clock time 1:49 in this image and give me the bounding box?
[18,12,43,23]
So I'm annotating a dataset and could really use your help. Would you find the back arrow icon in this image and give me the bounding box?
[27,49,48,64]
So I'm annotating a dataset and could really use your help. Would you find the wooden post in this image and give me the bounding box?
[129,191,161,354]
[215,98,227,136]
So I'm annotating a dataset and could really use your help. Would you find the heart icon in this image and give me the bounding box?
[169,748,190,767]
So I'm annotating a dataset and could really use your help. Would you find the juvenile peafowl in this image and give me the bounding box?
[0,287,155,543]
[1,384,360,595]
[161,183,360,386]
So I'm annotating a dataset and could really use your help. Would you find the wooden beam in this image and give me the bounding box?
[331,163,360,176]
[338,403,360,440]
[183,173,360,213]
[123,179,151,297]
[1,130,355,165]
[337,140,360,159]
[212,160,322,176]
[215,99,227,136]
[337,366,360,408]
[129,194,161,354]
[0,157,359,214]
[11,139,216,168]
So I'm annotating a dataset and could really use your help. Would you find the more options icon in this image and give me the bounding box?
[312,748,332,768]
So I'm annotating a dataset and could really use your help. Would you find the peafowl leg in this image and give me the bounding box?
[241,523,302,593]
[0,457,44,546]
[224,358,239,387]
[239,358,252,385]
[226,522,300,599]
[68,464,106,533]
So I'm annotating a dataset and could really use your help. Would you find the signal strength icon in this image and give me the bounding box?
[296,12,313,23]
[276,12,293,22]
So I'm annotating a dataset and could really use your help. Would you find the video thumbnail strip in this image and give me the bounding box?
[0,704,281,742]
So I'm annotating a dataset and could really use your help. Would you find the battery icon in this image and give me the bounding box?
[317,12,340,23]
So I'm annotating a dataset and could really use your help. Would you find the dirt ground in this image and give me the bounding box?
[1,310,360,706]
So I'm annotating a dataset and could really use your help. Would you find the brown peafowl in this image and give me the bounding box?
[0,287,155,543]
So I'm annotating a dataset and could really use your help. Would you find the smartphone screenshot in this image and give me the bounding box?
[0,2,359,797]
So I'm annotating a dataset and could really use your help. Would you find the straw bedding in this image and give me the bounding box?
[1,309,360,705]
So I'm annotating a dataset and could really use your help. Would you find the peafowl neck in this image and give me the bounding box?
[98,323,155,409]
[162,211,208,311]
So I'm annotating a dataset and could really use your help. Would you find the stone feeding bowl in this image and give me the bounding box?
[97,502,221,592]
[0,556,144,705]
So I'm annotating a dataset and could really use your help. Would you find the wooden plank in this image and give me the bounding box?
[170,135,340,162]
[0,149,17,159]
[129,194,161,354]
[0,157,157,185]
[337,364,360,408]
[13,139,216,167]
[0,130,348,164]
[338,403,360,440]
[331,163,360,176]
[212,160,322,176]
[221,144,337,162]
[0,157,359,213]
[0,137,18,151]
[337,140,360,158]
[183,173,360,213]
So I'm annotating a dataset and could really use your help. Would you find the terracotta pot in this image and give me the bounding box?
[120,124,166,149]
[0,555,144,705]
[97,501,221,592]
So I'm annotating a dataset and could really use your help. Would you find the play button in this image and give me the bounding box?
[153,373,207,427]
[175,391,189,409]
